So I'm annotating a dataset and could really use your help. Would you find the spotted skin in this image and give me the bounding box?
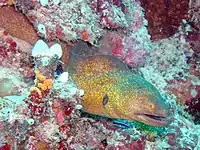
[66,54,170,127]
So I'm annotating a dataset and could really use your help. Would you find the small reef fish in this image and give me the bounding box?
[66,40,170,127]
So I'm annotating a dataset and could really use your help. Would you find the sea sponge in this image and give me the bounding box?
[37,83,48,91]
[35,70,46,82]
[43,79,53,89]
[31,70,54,98]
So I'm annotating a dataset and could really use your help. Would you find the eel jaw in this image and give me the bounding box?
[135,113,168,127]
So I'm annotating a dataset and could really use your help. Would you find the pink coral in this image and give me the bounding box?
[97,0,126,29]
[122,36,149,67]
[131,12,144,32]
[16,0,128,43]
[140,0,190,41]
[112,38,124,58]
[166,77,199,105]
[124,49,147,67]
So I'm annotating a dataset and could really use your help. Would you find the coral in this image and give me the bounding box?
[166,110,200,149]
[110,0,153,67]
[0,67,29,97]
[27,90,46,116]
[16,0,104,43]
[1,1,200,149]
[0,143,11,150]
[188,0,200,31]
[0,30,18,60]
[28,69,54,116]
[0,94,32,148]
[34,120,60,143]
[140,0,190,41]
[0,0,15,6]
[0,6,38,45]
[0,29,33,55]
[93,0,128,29]
[121,35,150,67]
[166,77,200,105]
[14,0,153,68]
[140,35,192,90]
[186,97,200,124]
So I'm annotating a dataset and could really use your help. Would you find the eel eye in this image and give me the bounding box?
[149,104,155,111]
[102,94,109,106]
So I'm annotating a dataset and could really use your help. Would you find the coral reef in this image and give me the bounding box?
[145,107,200,149]
[14,0,152,67]
[0,0,200,149]
[140,0,190,41]
[16,0,104,43]
[98,0,153,67]
[188,0,200,31]
[0,6,38,45]
[0,0,15,6]
[140,35,191,90]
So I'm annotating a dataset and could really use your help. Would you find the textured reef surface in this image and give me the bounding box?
[0,0,200,150]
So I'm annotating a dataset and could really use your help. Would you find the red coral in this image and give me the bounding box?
[26,90,46,117]
[0,143,11,150]
[0,34,18,59]
[59,124,72,137]
[140,0,190,41]
[63,104,73,117]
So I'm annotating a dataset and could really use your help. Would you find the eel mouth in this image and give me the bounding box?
[135,113,168,126]
[143,114,166,121]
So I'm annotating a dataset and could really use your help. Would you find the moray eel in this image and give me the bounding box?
[66,40,170,127]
